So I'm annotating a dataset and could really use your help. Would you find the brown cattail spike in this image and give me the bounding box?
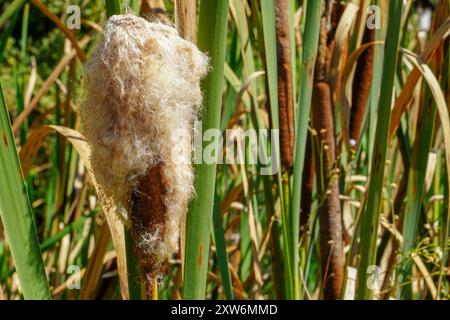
[316,0,330,82]
[275,0,295,169]
[310,0,344,300]
[311,81,344,300]
[300,131,315,229]
[130,164,168,298]
[328,0,345,45]
[349,21,375,148]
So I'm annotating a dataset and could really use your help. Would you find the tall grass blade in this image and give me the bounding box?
[290,0,323,300]
[0,10,19,65]
[0,83,51,300]
[356,0,403,300]
[400,47,450,300]
[212,197,234,300]
[105,0,122,18]
[0,0,26,29]
[183,0,230,299]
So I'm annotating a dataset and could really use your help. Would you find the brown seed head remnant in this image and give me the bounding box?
[79,13,209,287]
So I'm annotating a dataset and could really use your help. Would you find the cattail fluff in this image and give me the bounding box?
[79,14,209,294]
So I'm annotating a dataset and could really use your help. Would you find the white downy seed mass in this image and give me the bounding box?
[80,14,209,261]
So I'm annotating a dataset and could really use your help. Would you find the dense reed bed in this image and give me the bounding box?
[0,0,449,300]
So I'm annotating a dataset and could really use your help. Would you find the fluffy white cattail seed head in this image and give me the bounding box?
[80,14,209,262]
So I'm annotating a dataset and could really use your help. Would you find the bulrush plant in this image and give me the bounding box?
[310,0,344,300]
[1,0,450,301]
[275,0,294,170]
[79,14,208,298]
[300,134,315,229]
[349,19,375,148]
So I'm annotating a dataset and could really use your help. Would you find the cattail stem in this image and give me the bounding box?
[175,0,197,43]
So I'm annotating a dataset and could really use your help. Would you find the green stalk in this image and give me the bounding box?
[212,195,233,300]
[124,230,143,299]
[183,0,229,299]
[368,1,386,166]
[356,0,403,300]
[290,0,323,299]
[0,0,26,30]
[397,90,436,299]
[128,0,141,14]
[0,83,51,300]
[233,0,264,131]
[105,0,122,18]
[233,1,284,298]
[40,216,88,252]
[0,10,19,65]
